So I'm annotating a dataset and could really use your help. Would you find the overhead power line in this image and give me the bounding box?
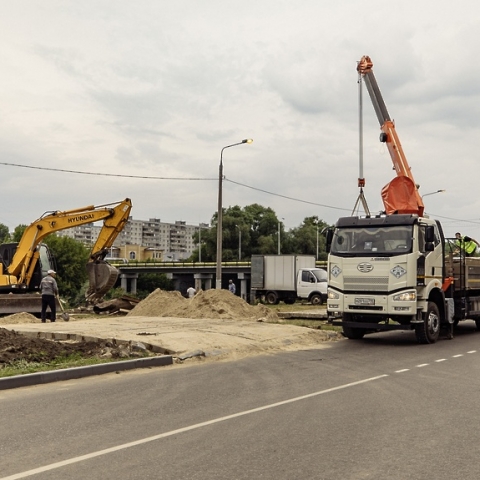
[0,161,216,181]
[0,161,352,213]
[3,161,480,224]
[225,178,351,212]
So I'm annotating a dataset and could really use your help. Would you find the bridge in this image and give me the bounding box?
[112,260,327,300]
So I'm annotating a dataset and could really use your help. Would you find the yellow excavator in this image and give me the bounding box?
[0,198,132,316]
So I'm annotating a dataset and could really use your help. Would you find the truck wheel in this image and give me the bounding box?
[415,301,441,344]
[475,319,480,330]
[284,298,296,305]
[343,326,366,339]
[265,292,279,305]
[309,293,323,306]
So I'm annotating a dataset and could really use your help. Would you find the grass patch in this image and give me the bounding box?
[265,317,341,332]
[0,354,126,378]
[262,302,327,313]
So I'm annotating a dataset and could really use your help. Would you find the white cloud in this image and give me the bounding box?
[0,0,479,240]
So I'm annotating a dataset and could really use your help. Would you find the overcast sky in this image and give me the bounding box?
[1,1,479,240]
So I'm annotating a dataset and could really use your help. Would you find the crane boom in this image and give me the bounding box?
[357,56,424,216]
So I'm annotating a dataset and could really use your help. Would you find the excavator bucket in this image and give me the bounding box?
[85,261,119,304]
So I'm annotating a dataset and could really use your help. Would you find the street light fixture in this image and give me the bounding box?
[422,189,446,199]
[216,139,253,289]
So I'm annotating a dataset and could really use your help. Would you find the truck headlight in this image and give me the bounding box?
[328,290,340,300]
[393,291,416,302]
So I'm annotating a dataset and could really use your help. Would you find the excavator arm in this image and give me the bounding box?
[2,198,132,303]
[357,56,424,216]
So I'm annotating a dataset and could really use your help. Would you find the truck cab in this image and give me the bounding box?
[296,267,328,304]
[326,214,449,343]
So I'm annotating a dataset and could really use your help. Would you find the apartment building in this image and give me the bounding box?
[56,217,210,261]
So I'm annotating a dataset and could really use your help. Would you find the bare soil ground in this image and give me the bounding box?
[0,289,340,367]
[0,325,115,365]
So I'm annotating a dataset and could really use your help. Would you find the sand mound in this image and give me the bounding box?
[128,288,279,321]
[0,312,41,324]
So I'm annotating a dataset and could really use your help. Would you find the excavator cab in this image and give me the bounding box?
[0,243,55,292]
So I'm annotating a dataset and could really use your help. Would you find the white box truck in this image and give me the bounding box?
[250,254,327,305]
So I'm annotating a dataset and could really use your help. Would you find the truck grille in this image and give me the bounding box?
[344,276,389,292]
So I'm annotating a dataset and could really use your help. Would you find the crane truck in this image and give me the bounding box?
[0,198,132,316]
[326,56,480,344]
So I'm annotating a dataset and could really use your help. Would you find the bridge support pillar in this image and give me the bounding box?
[194,273,214,291]
[120,273,139,294]
[236,272,250,301]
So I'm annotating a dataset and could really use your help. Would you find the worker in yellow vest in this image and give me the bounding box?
[455,232,480,257]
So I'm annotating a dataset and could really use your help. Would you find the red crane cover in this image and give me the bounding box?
[381,176,422,215]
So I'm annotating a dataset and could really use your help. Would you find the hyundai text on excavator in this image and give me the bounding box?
[0,198,132,316]
[326,56,480,344]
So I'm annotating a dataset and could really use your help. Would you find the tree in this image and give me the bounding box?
[12,225,27,242]
[43,235,90,304]
[190,204,283,261]
[289,216,329,260]
[0,223,9,243]
[136,273,174,298]
[187,205,329,261]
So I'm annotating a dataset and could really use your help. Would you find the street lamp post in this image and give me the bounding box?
[316,225,319,261]
[216,139,253,289]
[198,224,202,263]
[236,225,242,261]
[277,218,284,255]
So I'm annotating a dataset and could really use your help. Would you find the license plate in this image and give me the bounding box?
[354,297,375,306]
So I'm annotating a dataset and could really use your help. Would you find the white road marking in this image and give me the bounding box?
[467,350,476,354]
[435,359,447,362]
[395,369,410,373]
[416,363,429,367]
[1,374,388,480]
[453,354,464,358]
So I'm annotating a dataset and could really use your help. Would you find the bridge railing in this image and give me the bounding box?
[108,259,328,269]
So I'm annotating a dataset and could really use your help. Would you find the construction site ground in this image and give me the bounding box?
[0,289,342,368]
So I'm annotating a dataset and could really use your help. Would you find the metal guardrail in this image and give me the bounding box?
[108,260,328,269]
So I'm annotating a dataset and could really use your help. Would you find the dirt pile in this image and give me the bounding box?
[0,312,42,325]
[127,289,279,321]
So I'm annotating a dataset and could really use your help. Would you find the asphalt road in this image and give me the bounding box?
[2,321,480,480]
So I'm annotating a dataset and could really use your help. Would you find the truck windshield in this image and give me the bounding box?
[331,225,413,256]
[312,269,327,281]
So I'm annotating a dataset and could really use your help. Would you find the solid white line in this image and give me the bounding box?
[1,374,388,480]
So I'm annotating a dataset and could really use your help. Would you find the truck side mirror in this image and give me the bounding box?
[425,225,435,243]
[424,225,435,252]
[326,228,334,253]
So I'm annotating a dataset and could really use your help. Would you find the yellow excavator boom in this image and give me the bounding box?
[1,198,132,305]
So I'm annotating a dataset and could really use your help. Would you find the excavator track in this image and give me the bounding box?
[85,262,119,304]
[0,294,60,318]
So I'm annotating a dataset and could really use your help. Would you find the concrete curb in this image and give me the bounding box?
[277,312,328,319]
[0,355,173,391]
